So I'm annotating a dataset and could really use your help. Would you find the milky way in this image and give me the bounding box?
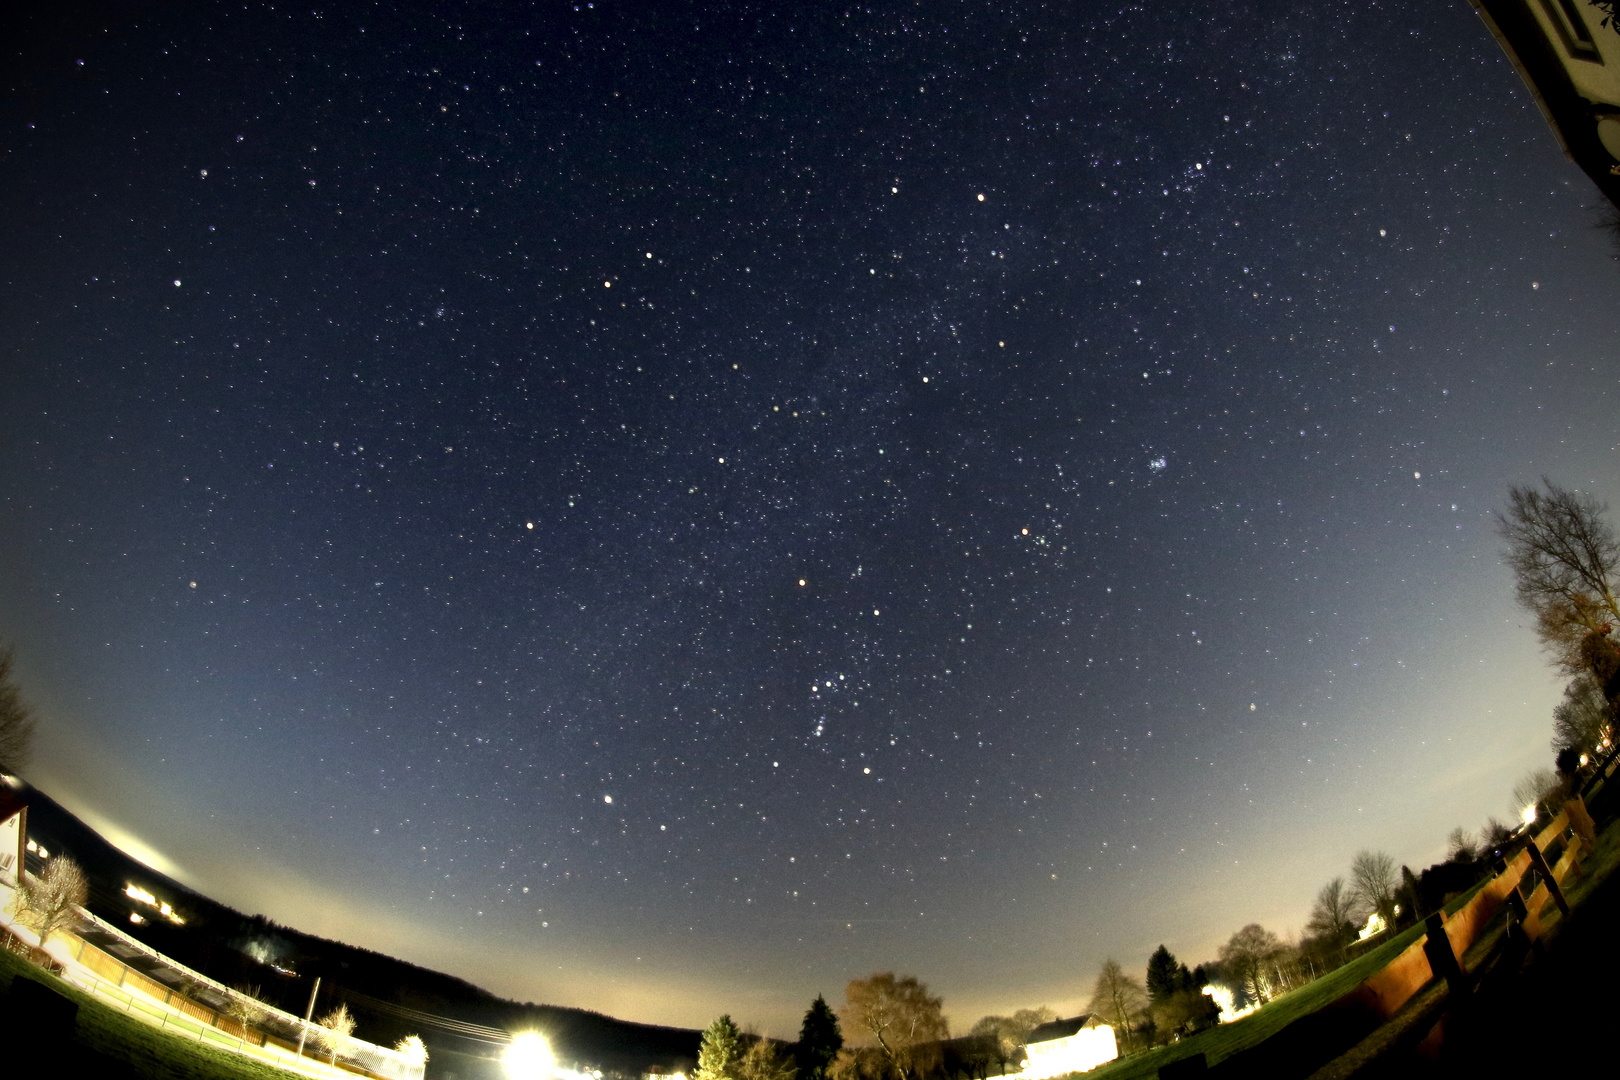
[2,0,1618,1031]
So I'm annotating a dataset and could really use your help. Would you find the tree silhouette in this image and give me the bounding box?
[1219,925,1283,1004]
[0,645,36,773]
[1552,673,1615,757]
[1497,479,1620,678]
[1349,850,1397,926]
[1087,960,1148,1053]
[1305,877,1357,957]
[1145,946,1182,1004]
[796,995,843,1080]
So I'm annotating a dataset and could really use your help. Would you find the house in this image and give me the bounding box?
[0,783,25,881]
[1470,0,1620,208]
[1019,1016,1117,1079]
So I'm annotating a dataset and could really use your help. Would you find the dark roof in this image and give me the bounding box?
[0,786,25,824]
[1026,1016,1096,1045]
[1470,0,1620,210]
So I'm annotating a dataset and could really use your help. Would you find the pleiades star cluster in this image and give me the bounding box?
[2,0,1617,1029]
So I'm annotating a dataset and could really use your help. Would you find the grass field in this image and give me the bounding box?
[1074,801,1620,1080]
[1072,927,1421,1080]
[1072,882,1492,1080]
[0,942,300,1080]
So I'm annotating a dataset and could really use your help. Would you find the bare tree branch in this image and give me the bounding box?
[1497,480,1620,671]
[0,645,36,773]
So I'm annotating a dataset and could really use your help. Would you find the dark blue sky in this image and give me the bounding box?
[2,0,1617,1032]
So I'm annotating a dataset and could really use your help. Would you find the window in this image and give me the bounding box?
[1541,0,1605,63]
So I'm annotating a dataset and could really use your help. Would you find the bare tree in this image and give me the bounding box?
[840,973,948,1080]
[1349,850,1397,925]
[315,1003,357,1069]
[966,1017,1011,1076]
[1305,877,1357,955]
[0,645,36,773]
[739,1036,797,1080]
[1087,959,1148,1053]
[1553,673,1615,757]
[16,854,87,948]
[1444,828,1477,864]
[395,1035,429,1080]
[1511,767,1560,815]
[1481,817,1515,849]
[1218,925,1283,1004]
[225,985,270,1051]
[1497,479,1620,674]
[967,1009,1055,1075]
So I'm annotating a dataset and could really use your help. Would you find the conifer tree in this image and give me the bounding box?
[1144,946,1180,1004]
[795,995,843,1080]
[697,1015,745,1080]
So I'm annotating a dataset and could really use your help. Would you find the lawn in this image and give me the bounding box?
[1071,895,1473,1080]
[0,942,301,1080]
[1073,801,1620,1080]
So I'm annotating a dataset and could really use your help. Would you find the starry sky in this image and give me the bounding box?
[2,0,1619,1036]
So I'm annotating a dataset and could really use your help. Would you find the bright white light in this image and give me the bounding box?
[1521,803,1538,827]
[1357,910,1388,941]
[1021,1021,1118,1076]
[504,1032,554,1080]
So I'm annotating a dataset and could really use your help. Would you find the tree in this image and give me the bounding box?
[1497,479,1620,675]
[395,1035,429,1080]
[741,1037,797,1080]
[1006,1008,1055,1048]
[225,985,270,1051]
[1553,673,1615,757]
[796,995,844,1080]
[1149,988,1219,1043]
[967,1007,1056,1074]
[1481,817,1515,849]
[840,973,948,1080]
[16,854,87,948]
[315,1004,357,1070]
[1444,829,1477,865]
[828,1047,883,1080]
[0,645,36,773]
[1087,960,1148,1054]
[1511,767,1560,815]
[966,1017,1012,1076]
[698,1015,746,1080]
[1348,850,1397,926]
[1305,877,1357,957]
[1218,925,1283,1004]
[1145,946,1182,1004]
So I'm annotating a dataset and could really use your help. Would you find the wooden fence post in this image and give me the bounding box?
[1524,841,1569,916]
[1421,913,1465,993]
[1565,795,1597,850]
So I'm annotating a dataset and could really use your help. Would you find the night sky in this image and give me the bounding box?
[3,0,1618,1035]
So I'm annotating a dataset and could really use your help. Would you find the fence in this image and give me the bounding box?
[0,873,418,1080]
[1340,796,1591,1024]
[1157,795,1597,1078]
